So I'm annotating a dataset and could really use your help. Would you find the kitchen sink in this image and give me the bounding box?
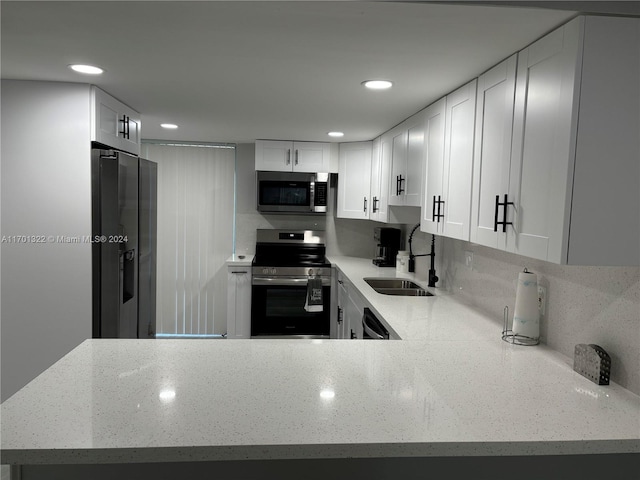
[364,278,433,296]
[373,288,433,296]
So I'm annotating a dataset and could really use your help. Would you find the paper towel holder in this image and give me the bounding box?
[501,305,540,346]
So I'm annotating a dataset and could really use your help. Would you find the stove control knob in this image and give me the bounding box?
[270,268,277,275]
[308,268,314,277]
[262,268,269,275]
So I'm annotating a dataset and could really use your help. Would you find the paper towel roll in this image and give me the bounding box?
[512,269,539,339]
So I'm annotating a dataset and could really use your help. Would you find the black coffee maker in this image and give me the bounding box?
[372,227,401,267]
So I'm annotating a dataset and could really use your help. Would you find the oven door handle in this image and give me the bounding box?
[252,277,330,286]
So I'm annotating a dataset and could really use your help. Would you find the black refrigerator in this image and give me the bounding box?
[91,146,157,339]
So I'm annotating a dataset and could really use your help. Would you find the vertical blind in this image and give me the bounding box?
[142,143,235,336]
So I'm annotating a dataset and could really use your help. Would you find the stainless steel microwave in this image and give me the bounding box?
[256,171,328,214]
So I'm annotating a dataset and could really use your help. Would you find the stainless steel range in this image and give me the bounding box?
[251,230,331,338]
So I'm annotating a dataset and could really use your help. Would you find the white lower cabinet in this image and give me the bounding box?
[421,80,476,240]
[335,271,364,339]
[226,266,251,339]
[336,274,348,339]
[337,142,372,219]
[471,16,639,265]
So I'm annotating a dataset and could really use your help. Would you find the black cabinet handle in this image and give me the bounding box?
[372,196,379,213]
[432,195,436,221]
[119,115,127,138]
[433,195,444,223]
[494,194,514,232]
[350,330,356,339]
[119,115,131,139]
[337,306,343,324]
[398,175,405,194]
[438,196,445,223]
[363,197,367,213]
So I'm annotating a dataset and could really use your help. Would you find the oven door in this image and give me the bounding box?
[251,277,330,337]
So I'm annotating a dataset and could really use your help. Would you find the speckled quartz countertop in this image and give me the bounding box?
[327,255,490,341]
[1,256,639,466]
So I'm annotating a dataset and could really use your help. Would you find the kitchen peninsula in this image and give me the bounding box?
[2,258,639,480]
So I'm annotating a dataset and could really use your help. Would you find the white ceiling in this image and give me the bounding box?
[0,1,616,144]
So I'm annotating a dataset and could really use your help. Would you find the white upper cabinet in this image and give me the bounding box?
[91,86,141,156]
[421,99,446,234]
[507,20,583,263]
[421,80,476,240]
[441,80,476,240]
[337,141,372,219]
[370,134,393,222]
[389,111,425,207]
[470,54,517,249]
[471,16,639,265]
[255,140,331,172]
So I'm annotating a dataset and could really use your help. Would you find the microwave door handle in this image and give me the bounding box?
[310,181,315,211]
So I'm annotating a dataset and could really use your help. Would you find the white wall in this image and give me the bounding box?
[1,80,93,402]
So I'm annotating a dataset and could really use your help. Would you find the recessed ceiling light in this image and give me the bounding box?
[362,80,393,90]
[68,64,104,75]
[161,123,179,129]
[328,131,344,138]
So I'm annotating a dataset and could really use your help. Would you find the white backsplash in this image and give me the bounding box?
[411,233,640,395]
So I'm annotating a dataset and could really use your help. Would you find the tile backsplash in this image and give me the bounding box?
[411,233,640,395]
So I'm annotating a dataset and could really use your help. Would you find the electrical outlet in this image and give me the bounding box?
[464,251,473,270]
[538,285,546,316]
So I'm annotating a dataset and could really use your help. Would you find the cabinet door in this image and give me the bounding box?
[369,137,383,221]
[293,142,330,172]
[345,285,364,340]
[121,105,141,156]
[441,79,477,241]
[420,98,446,234]
[92,87,141,156]
[388,128,408,206]
[369,136,393,222]
[470,55,517,250]
[405,113,425,207]
[509,19,581,263]
[227,267,251,339]
[337,274,348,339]
[337,142,372,219]
[255,140,294,171]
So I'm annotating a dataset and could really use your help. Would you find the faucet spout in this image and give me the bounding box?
[407,224,439,288]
